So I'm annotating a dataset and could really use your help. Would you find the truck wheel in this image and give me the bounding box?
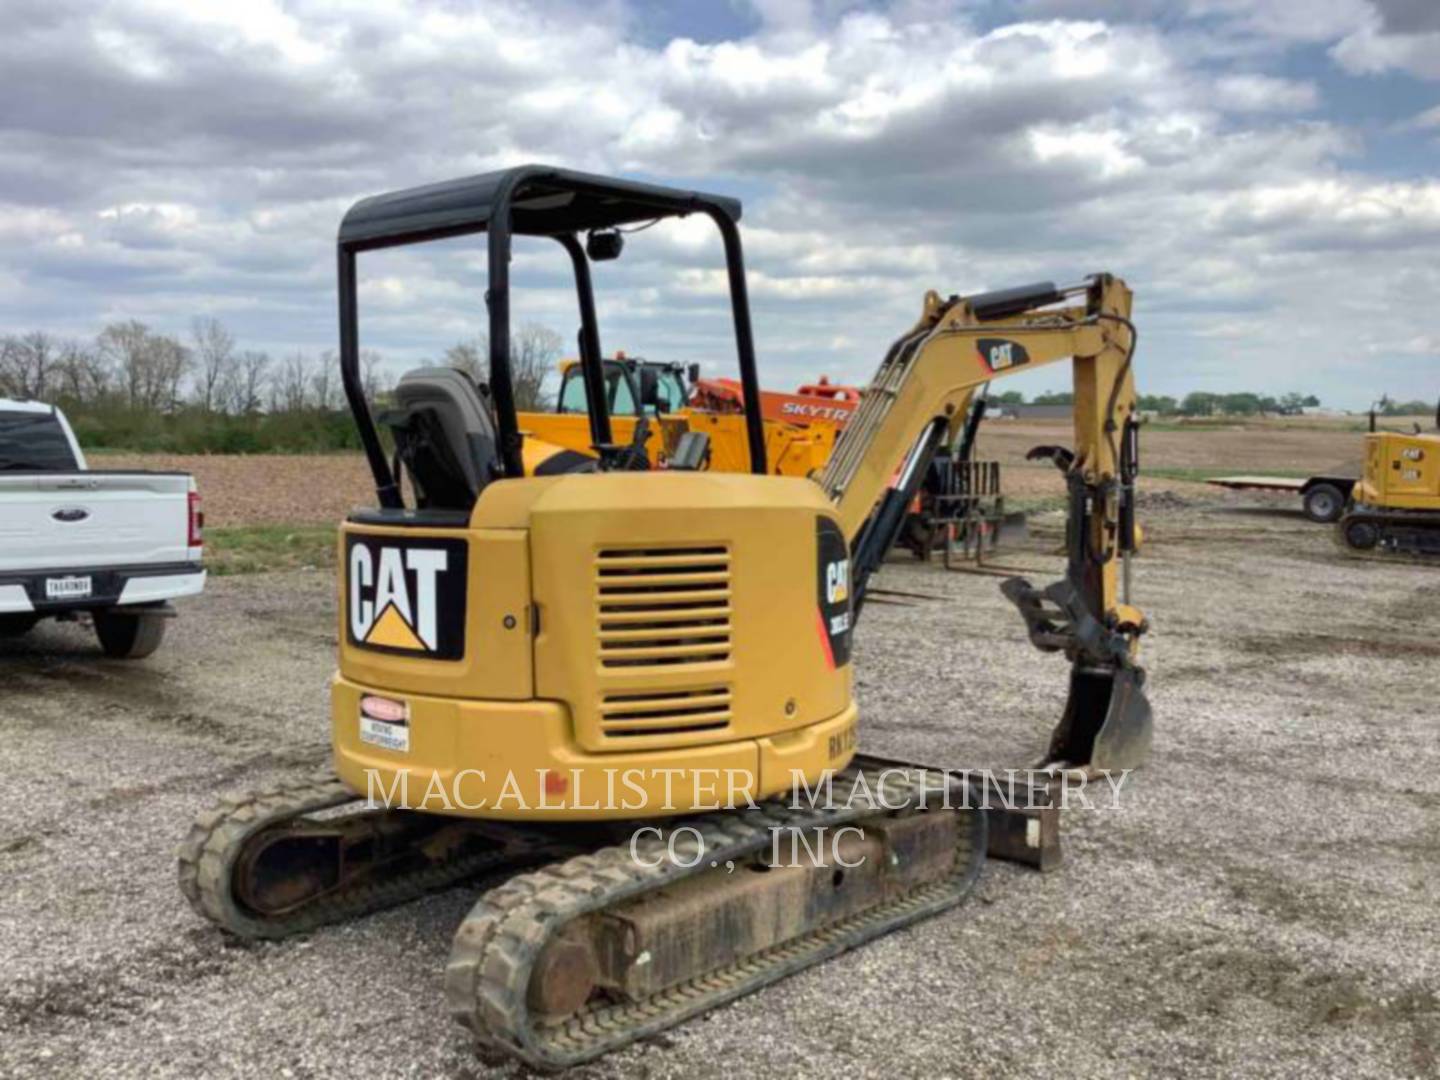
[94,609,168,659]
[0,614,40,638]
[1302,483,1346,524]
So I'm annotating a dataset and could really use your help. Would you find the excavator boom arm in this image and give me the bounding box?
[822,277,1132,543]
[821,274,1150,772]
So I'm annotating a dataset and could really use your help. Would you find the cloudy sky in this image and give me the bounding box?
[2,0,1437,407]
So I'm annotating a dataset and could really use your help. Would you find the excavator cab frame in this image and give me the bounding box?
[335,165,770,510]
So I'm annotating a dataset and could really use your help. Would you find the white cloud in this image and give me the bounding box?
[1212,74,1318,112]
[1403,103,1440,128]
[0,0,1436,406]
[1332,23,1440,79]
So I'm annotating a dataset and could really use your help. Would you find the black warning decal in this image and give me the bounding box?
[346,534,468,660]
[816,516,852,669]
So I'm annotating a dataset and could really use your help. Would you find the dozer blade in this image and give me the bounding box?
[1045,663,1153,773]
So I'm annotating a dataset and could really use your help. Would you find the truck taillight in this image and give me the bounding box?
[188,490,204,548]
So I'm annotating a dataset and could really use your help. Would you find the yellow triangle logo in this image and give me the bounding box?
[365,602,426,651]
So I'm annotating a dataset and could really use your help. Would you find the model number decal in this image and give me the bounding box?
[815,517,852,668]
[828,723,857,760]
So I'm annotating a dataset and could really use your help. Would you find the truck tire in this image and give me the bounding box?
[1302,483,1346,524]
[94,609,167,659]
[0,614,40,638]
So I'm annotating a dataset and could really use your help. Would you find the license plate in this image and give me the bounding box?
[359,695,410,753]
[46,575,92,599]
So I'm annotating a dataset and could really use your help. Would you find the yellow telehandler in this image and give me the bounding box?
[179,166,1152,1068]
[519,353,839,477]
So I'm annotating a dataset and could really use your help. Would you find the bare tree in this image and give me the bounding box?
[191,316,236,413]
[360,349,388,402]
[272,351,312,412]
[444,337,485,384]
[0,331,63,399]
[444,324,560,410]
[55,341,111,405]
[230,350,270,415]
[98,321,190,412]
[512,323,561,410]
[310,349,341,411]
[0,337,13,397]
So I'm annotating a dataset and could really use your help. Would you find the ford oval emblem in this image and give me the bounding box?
[52,507,90,523]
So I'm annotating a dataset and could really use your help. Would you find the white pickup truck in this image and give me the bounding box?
[0,399,205,658]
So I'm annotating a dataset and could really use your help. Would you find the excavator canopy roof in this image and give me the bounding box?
[338,164,743,251]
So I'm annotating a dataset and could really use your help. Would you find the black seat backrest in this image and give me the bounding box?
[383,367,500,510]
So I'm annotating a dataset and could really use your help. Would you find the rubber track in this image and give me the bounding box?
[444,765,987,1069]
[1334,512,1440,568]
[177,775,512,940]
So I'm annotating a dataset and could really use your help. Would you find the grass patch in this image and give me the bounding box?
[1008,495,1068,514]
[206,525,337,576]
[1141,420,1246,433]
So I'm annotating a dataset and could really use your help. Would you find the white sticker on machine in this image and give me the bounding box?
[359,695,410,753]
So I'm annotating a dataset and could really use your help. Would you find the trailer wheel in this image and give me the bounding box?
[94,609,168,659]
[0,614,40,638]
[1302,483,1346,524]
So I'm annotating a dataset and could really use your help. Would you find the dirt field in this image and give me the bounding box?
[88,415,1376,525]
[1,492,1435,1078]
[90,453,374,527]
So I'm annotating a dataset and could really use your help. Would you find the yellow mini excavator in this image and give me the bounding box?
[179,166,1152,1069]
[1339,403,1440,559]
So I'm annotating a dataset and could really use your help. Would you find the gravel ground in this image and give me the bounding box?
[1,493,1436,1079]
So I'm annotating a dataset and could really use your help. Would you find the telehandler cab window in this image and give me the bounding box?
[557,362,637,416]
[651,369,688,413]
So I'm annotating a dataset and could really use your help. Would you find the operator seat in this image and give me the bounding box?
[383,367,500,510]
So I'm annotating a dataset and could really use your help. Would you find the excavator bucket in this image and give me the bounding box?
[1001,575,1153,773]
[1045,663,1153,773]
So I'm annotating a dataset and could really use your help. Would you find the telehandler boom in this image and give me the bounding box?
[179,165,1151,1069]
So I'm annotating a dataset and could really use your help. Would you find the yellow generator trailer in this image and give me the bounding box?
[1340,419,1440,557]
[179,166,1153,1069]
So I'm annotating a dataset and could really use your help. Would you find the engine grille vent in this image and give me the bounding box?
[599,686,733,737]
[595,545,732,669]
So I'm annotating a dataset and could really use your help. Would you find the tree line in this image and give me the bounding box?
[0,319,561,453]
[988,390,1325,416]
